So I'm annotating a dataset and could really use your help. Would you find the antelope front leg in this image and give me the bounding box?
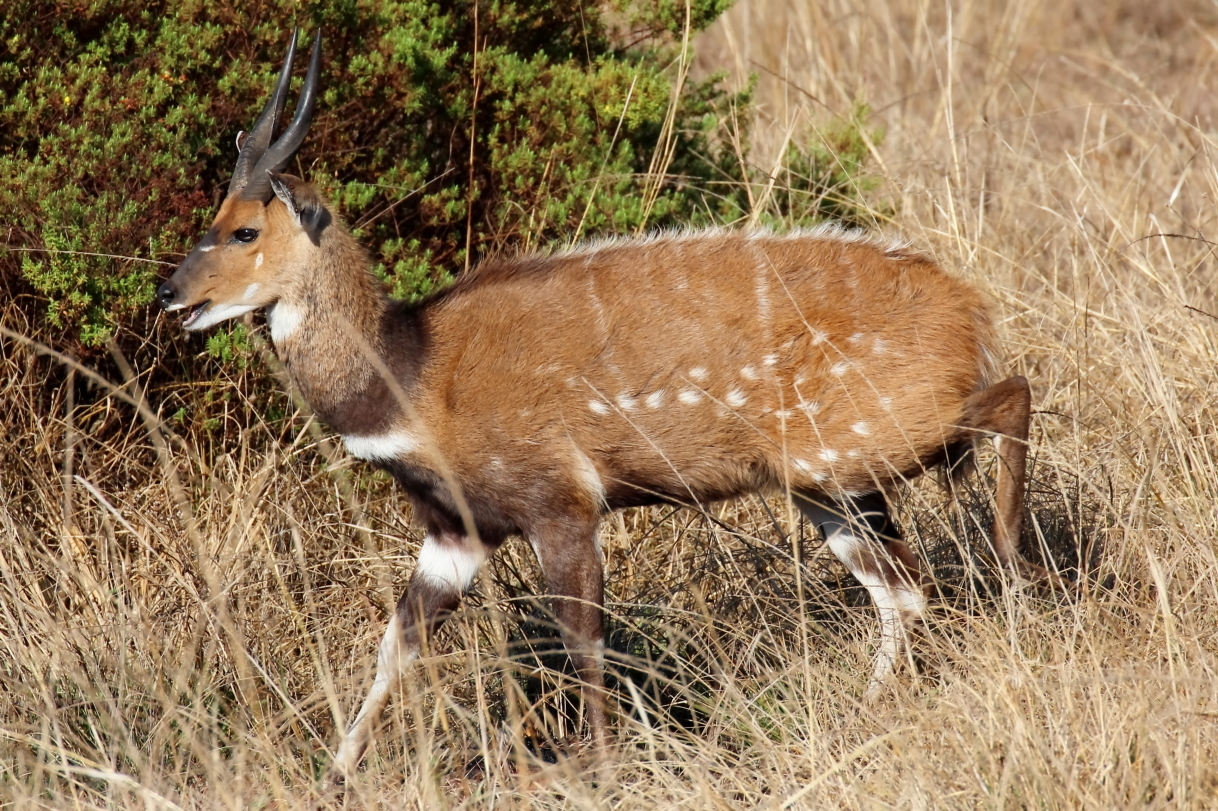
[527,518,609,750]
[328,531,488,786]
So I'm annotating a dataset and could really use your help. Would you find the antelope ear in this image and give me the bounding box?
[267,171,330,245]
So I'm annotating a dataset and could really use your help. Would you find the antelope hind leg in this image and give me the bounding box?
[960,376,1068,587]
[797,492,929,696]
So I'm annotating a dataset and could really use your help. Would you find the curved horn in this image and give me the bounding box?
[241,29,323,201]
[228,29,300,196]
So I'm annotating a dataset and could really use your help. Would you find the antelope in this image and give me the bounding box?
[157,31,1045,784]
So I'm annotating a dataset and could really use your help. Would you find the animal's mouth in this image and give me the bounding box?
[182,301,211,328]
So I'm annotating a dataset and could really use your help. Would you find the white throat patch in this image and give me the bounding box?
[267,302,304,344]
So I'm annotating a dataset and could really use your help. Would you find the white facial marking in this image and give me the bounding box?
[198,244,215,253]
[852,421,871,435]
[725,388,747,408]
[589,399,610,415]
[255,252,264,268]
[162,302,186,312]
[616,394,637,411]
[242,283,260,302]
[689,367,708,381]
[741,365,758,380]
[646,390,665,409]
[185,303,258,331]
[343,430,422,461]
[819,448,840,462]
[267,302,303,343]
[416,535,486,592]
[678,390,701,405]
[831,361,851,376]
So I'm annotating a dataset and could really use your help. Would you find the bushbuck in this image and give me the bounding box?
[157,31,1044,783]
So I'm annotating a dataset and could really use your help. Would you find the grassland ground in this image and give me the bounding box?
[3,0,1218,807]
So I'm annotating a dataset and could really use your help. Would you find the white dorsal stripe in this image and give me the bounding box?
[343,430,421,461]
[268,302,304,343]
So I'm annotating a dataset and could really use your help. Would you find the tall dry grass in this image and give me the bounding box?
[3,0,1218,807]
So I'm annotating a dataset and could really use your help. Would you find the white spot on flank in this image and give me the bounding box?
[255,253,264,268]
[763,355,778,367]
[819,449,840,462]
[416,535,486,592]
[678,390,702,405]
[741,365,758,380]
[725,388,747,408]
[589,399,610,415]
[848,450,861,458]
[811,330,827,345]
[793,458,813,473]
[646,390,665,409]
[775,409,793,420]
[813,471,829,482]
[797,400,822,415]
[880,396,894,408]
[852,421,871,435]
[242,283,260,302]
[615,394,637,411]
[267,302,303,343]
[873,338,888,355]
[848,332,864,344]
[689,367,708,381]
[343,430,422,461]
[831,361,851,376]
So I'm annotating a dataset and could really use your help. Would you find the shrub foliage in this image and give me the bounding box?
[0,0,748,348]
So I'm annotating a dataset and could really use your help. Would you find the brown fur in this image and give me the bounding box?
[160,182,1038,783]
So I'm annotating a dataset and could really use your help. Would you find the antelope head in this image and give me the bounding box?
[157,30,324,331]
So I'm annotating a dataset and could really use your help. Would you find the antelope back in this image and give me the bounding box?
[407,227,998,509]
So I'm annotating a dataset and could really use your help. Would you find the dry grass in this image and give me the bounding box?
[4,0,1218,806]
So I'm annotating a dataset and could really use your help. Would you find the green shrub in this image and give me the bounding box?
[0,0,749,348]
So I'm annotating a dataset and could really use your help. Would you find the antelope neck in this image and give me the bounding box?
[268,228,419,437]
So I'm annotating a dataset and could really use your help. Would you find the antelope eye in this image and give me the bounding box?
[233,228,259,243]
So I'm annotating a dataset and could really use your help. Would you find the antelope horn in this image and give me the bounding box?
[228,28,300,197]
[241,29,323,201]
